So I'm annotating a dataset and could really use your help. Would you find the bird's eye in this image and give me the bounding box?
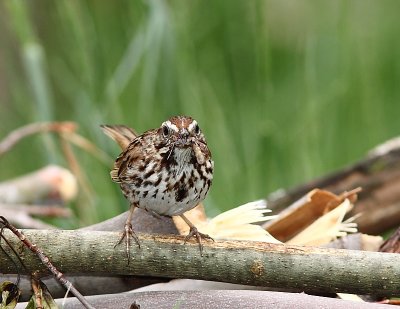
[194,124,200,135]
[162,125,170,137]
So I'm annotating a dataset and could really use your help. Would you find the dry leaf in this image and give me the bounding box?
[264,189,359,243]
[286,199,357,246]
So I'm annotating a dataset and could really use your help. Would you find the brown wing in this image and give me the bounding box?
[100,125,137,150]
[110,137,142,183]
[108,128,160,184]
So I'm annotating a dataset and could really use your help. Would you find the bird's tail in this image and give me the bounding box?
[100,125,137,150]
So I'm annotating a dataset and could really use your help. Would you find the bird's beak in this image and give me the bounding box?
[176,129,190,146]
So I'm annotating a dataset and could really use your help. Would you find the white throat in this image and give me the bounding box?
[173,147,193,165]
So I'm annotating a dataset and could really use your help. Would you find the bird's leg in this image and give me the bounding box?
[115,204,140,261]
[179,213,214,254]
[145,207,164,220]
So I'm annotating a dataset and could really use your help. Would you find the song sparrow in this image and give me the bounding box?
[101,116,214,258]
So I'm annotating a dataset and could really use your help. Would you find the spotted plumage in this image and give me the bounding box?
[101,115,214,257]
[110,116,213,216]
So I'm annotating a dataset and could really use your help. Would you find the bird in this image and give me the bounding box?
[101,116,214,258]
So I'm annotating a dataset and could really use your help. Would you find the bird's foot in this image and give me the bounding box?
[114,222,140,262]
[184,226,214,255]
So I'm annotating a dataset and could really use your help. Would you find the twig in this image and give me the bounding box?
[0,216,95,309]
[60,136,95,223]
[61,132,113,165]
[31,275,44,309]
[1,209,56,229]
[0,203,72,217]
[0,122,76,157]
[60,135,93,199]
[338,187,362,203]
[0,224,26,280]
[0,121,112,165]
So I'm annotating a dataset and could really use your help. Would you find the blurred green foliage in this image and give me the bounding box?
[1,0,400,226]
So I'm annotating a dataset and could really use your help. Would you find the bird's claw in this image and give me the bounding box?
[184,226,214,255]
[115,222,140,262]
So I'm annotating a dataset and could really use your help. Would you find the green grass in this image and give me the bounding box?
[1,0,400,226]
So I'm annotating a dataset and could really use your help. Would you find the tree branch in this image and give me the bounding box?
[265,139,400,234]
[1,229,399,296]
